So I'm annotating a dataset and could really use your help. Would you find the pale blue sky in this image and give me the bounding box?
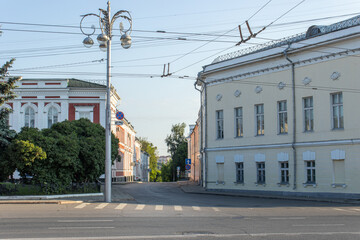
[1,0,360,155]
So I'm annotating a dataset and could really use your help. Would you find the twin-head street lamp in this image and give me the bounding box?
[80,1,132,203]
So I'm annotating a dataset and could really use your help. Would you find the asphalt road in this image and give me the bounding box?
[1,182,360,240]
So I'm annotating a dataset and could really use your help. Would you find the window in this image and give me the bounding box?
[79,111,91,120]
[216,110,224,139]
[333,159,345,184]
[303,97,314,131]
[217,163,224,183]
[255,104,264,136]
[235,162,244,183]
[305,160,316,184]
[278,101,288,134]
[331,92,343,129]
[24,107,35,128]
[256,162,265,184]
[234,107,243,137]
[280,162,289,184]
[47,107,58,128]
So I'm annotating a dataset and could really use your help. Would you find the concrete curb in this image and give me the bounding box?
[0,192,103,204]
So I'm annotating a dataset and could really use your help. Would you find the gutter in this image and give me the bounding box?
[194,74,208,189]
[284,44,297,190]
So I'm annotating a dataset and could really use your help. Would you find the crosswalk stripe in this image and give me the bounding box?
[212,207,220,212]
[192,206,200,211]
[115,203,127,210]
[74,203,90,209]
[155,205,163,211]
[174,206,182,211]
[352,208,360,212]
[135,204,145,210]
[95,203,109,209]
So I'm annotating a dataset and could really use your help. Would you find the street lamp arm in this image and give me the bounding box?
[112,10,132,34]
[80,13,101,36]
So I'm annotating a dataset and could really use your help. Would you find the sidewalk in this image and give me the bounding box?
[0,184,134,204]
[178,181,360,204]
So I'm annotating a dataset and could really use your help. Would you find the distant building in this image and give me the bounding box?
[196,15,360,199]
[187,120,201,183]
[140,151,150,182]
[157,156,171,169]
[113,118,136,182]
[1,77,141,183]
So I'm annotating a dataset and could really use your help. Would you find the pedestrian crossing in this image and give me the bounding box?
[73,202,217,213]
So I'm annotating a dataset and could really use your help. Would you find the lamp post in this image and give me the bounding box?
[80,1,132,203]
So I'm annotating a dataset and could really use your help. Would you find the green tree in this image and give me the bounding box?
[165,123,188,181]
[0,59,21,180]
[0,59,21,121]
[138,137,160,182]
[160,160,173,182]
[7,139,46,182]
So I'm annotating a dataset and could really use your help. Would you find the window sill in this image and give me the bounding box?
[255,134,264,137]
[216,181,225,185]
[234,136,243,139]
[277,183,290,187]
[234,182,244,185]
[331,128,344,131]
[303,130,314,133]
[255,182,266,186]
[331,183,347,188]
[277,132,288,135]
[303,183,317,188]
[215,138,224,141]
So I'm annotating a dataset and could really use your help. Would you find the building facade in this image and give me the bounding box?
[187,121,201,183]
[2,78,139,183]
[140,151,150,182]
[196,16,360,199]
[157,156,171,169]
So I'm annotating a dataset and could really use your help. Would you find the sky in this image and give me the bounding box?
[1,0,360,155]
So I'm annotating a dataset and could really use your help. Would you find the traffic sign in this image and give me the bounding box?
[185,164,191,170]
[115,121,123,126]
[185,158,191,165]
[116,111,124,120]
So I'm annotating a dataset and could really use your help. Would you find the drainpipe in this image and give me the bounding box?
[284,44,297,190]
[194,74,207,189]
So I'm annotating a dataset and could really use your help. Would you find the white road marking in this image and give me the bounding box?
[269,217,306,220]
[74,203,90,209]
[115,203,127,210]
[352,208,360,211]
[212,207,220,212]
[155,205,163,211]
[95,203,109,209]
[48,227,115,230]
[192,206,200,211]
[57,220,113,223]
[174,206,182,211]
[135,204,145,210]
[293,224,345,227]
[333,208,355,213]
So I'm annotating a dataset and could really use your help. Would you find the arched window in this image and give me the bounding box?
[24,107,35,128]
[48,107,58,128]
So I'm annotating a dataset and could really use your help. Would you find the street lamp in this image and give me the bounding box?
[80,1,132,203]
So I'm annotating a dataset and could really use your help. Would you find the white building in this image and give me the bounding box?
[196,16,360,199]
[140,151,150,182]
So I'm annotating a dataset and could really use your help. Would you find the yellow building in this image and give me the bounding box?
[196,16,360,199]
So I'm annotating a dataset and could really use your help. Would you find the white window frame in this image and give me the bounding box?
[24,106,35,128]
[256,162,265,184]
[75,106,94,122]
[303,97,313,132]
[235,162,244,183]
[216,110,224,139]
[255,104,264,136]
[305,160,316,184]
[234,107,243,138]
[279,161,289,184]
[47,106,59,128]
[331,149,346,188]
[277,101,287,134]
[331,92,344,129]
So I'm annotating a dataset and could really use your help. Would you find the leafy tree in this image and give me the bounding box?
[165,123,188,181]
[0,59,21,180]
[7,140,46,182]
[138,137,160,182]
[0,59,21,121]
[160,160,173,182]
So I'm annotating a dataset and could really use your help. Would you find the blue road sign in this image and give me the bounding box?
[116,111,124,120]
[185,164,191,170]
[185,158,191,165]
